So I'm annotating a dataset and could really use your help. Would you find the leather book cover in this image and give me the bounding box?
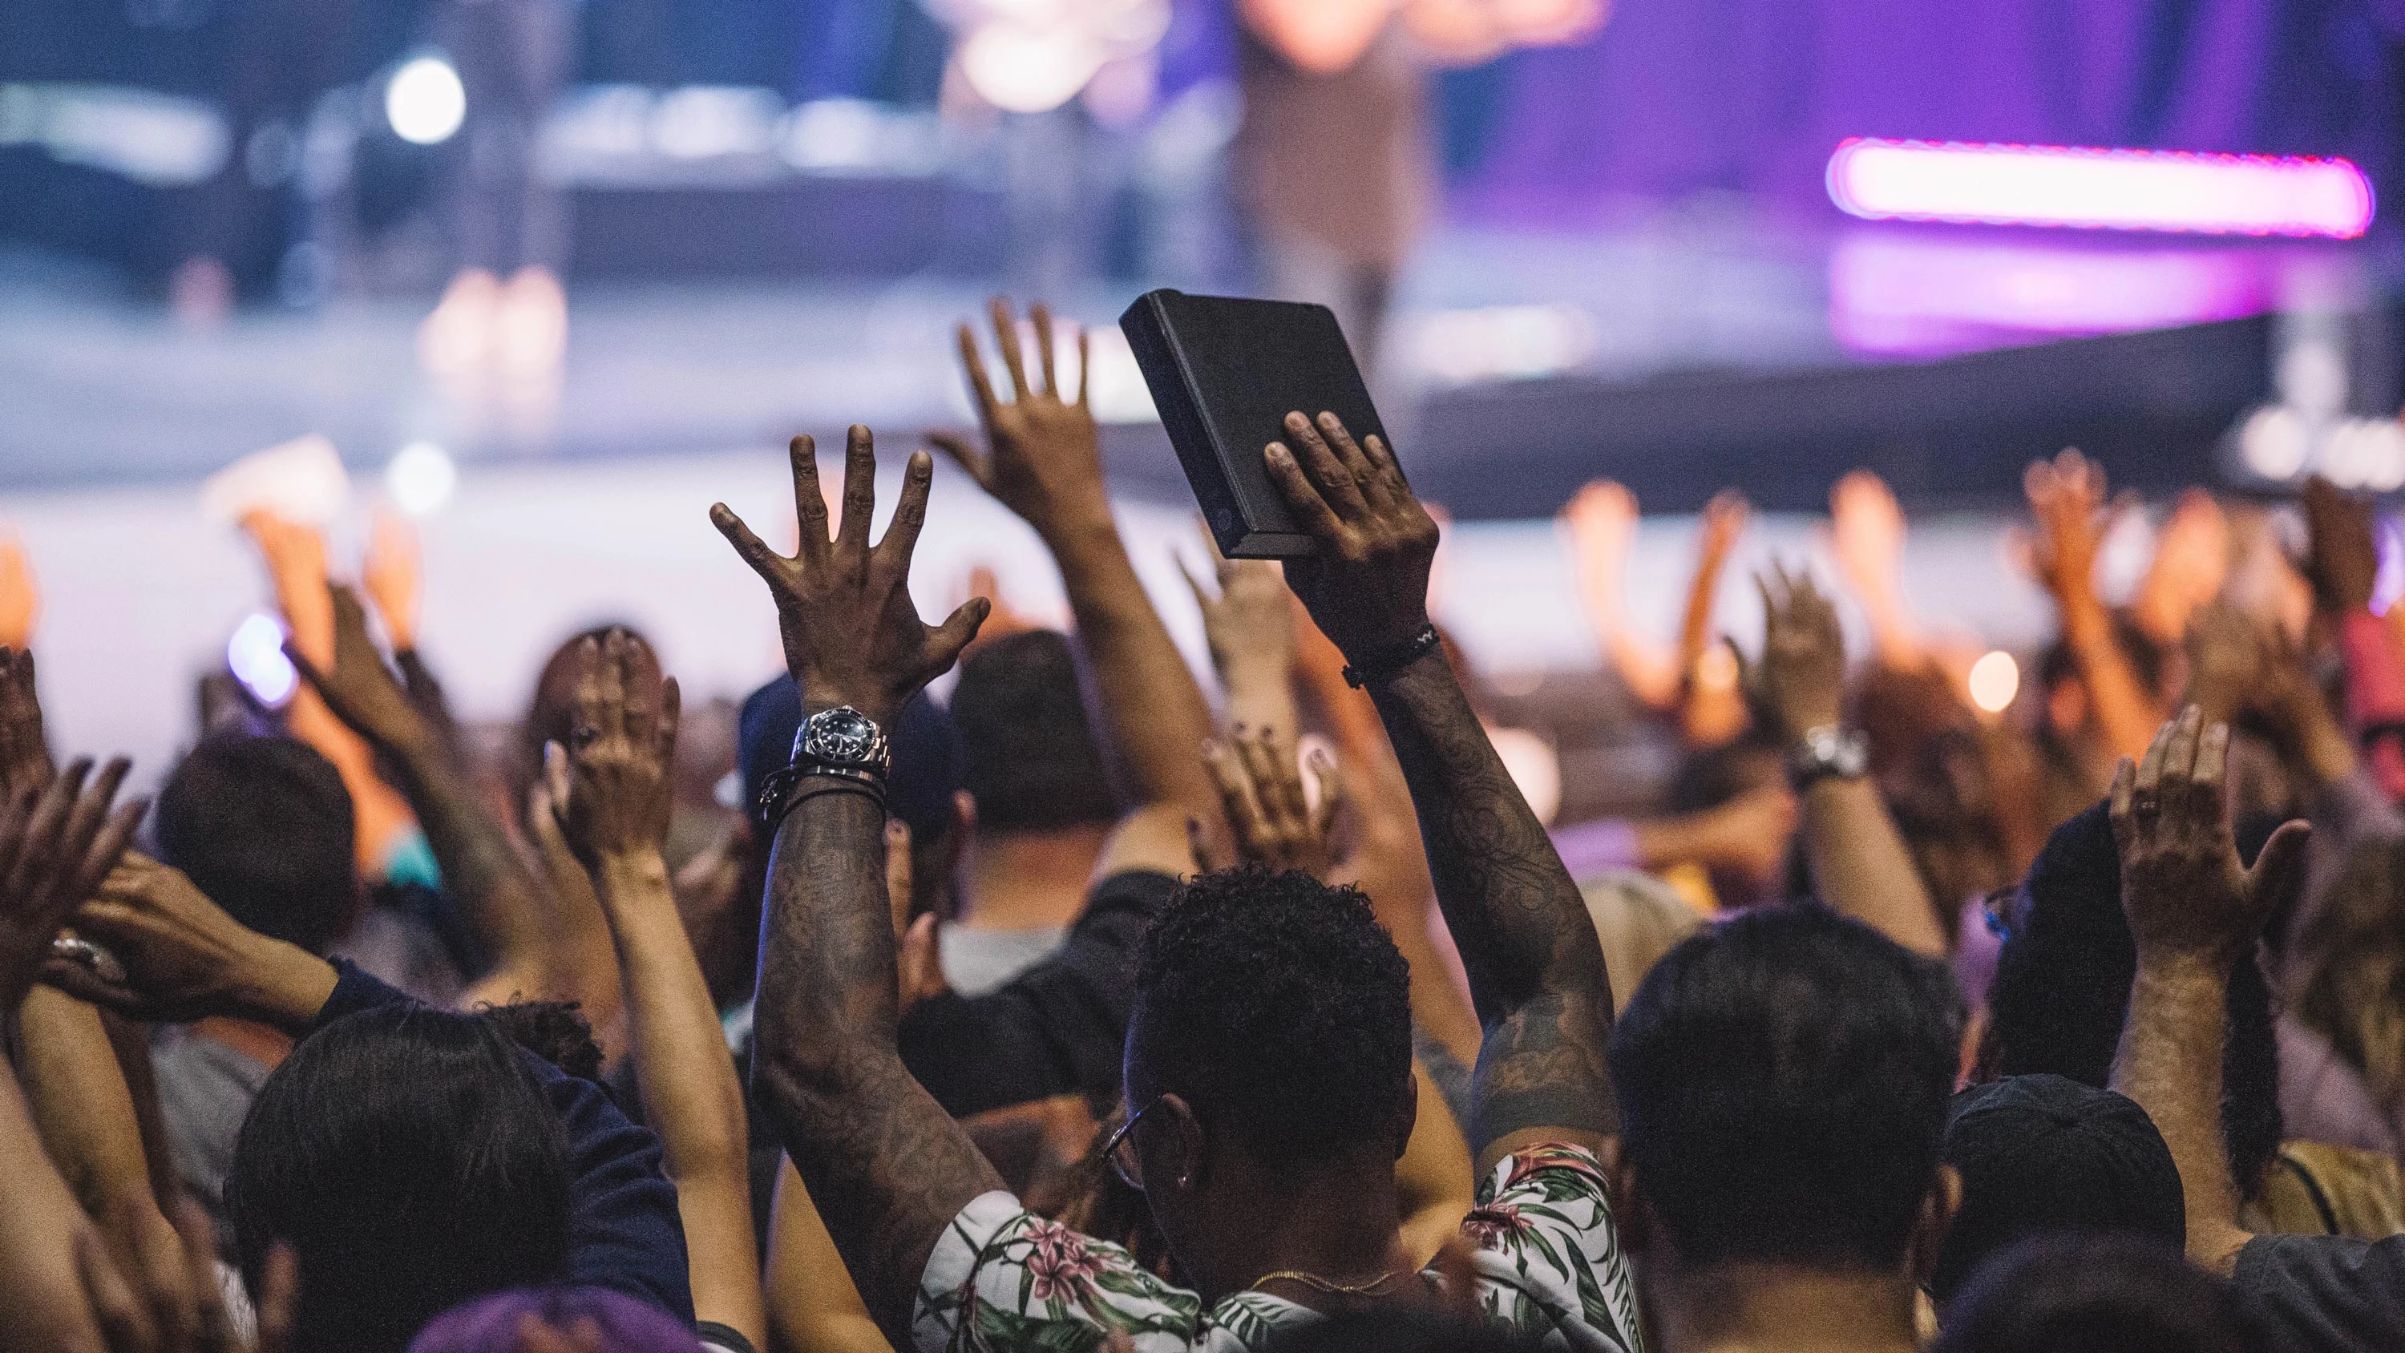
[1118,289,1391,558]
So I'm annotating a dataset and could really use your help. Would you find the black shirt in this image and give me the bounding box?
[2233,1232,2405,1352]
[899,869,1178,1118]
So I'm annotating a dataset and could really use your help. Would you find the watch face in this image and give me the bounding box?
[808,709,878,764]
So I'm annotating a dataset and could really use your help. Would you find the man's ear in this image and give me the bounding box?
[1907,1164,1964,1287]
[1600,1139,1655,1258]
[1158,1093,1208,1192]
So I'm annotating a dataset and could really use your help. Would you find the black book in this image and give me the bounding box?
[1118,289,1392,558]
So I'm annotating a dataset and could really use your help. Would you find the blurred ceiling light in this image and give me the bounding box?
[1828,235,2271,357]
[1967,650,2020,715]
[385,55,466,146]
[956,23,1108,114]
[1827,139,2375,238]
[2236,405,2311,481]
[228,613,298,707]
[1488,725,1562,827]
[386,441,458,516]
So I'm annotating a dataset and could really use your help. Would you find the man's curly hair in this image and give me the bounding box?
[1129,867,1413,1164]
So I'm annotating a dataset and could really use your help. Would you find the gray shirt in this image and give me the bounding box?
[152,1029,274,1228]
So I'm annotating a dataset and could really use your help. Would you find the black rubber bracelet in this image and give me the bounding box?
[755,764,887,828]
[1342,625,1443,688]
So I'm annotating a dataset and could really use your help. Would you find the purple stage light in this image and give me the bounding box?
[1827,138,2374,239]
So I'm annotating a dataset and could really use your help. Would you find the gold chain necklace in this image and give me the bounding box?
[1252,1268,1409,1298]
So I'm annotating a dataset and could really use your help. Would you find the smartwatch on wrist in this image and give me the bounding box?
[1789,724,1869,790]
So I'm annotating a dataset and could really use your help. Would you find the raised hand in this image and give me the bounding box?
[1560,481,1678,710]
[0,535,39,651]
[2300,474,2380,617]
[0,759,144,1009]
[2019,449,2121,604]
[360,508,423,653]
[282,585,426,755]
[44,855,334,1032]
[1828,470,1906,603]
[543,630,679,866]
[0,647,54,797]
[710,427,986,725]
[1262,411,1441,664]
[1749,562,1846,741]
[928,299,1106,545]
[2110,706,2312,967]
[1191,727,1344,878]
[1179,521,1295,691]
[2134,489,2230,644]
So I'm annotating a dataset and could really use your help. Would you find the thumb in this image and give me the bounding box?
[898,911,947,1009]
[929,596,992,669]
[2247,818,2315,918]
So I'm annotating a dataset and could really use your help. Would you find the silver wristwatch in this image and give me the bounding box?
[1789,724,1869,789]
[794,705,891,778]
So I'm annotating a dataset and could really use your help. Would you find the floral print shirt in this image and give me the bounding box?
[913,1142,1643,1352]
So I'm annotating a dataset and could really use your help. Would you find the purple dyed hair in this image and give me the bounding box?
[407,1287,702,1353]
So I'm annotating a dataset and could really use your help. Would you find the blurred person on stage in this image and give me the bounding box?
[418,0,578,382]
[1231,0,1604,379]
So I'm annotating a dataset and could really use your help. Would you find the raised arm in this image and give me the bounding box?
[2108,707,2314,1276]
[1559,481,1679,712]
[538,631,765,1350]
[711,428,1001,1344]
[2022,450,2162,763]
[1264,411,1614,1169]
[285,585,617,1020]
[933,300,1217,859]
[238,512,416,869]
[1182,525,1300,737]
[1750,563,1947,956]
[1826,470,1924,670]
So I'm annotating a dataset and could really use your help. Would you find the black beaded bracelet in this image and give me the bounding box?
[1342,624,1443,688]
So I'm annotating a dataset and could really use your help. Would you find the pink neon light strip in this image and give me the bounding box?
[1826,138,2375,239]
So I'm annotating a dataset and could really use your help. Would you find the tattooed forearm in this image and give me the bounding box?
[1472,990,1619,1145]
[752,786,1002,1344]
[1367,650,1618,1154]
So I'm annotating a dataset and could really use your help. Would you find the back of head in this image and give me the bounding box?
[1986,803,2283,1196]
[410,1287,701,1353]
[1932,1075,2186,1306]
[228,1005,573,1353]
[157,732,356,955]
[951,630,1117,834]
[1608,904,1963,1272]
[1934,1234,2258,1353]
[1128,867,1413,1164]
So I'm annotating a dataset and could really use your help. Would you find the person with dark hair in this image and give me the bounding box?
[719,411,1639,1350]
[145,733,376,1237]
[155,733,359,960]
[1606,903,1962,1353]
[1931,1074,2187,1309]
[1980,800,2287,1212]
[229,1004,576,1351]
[50,850,697,1353]
[1934,1234,2260,1353]
[943,628,1121,995]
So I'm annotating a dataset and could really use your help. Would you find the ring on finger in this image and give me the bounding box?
[50,934,127,985]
